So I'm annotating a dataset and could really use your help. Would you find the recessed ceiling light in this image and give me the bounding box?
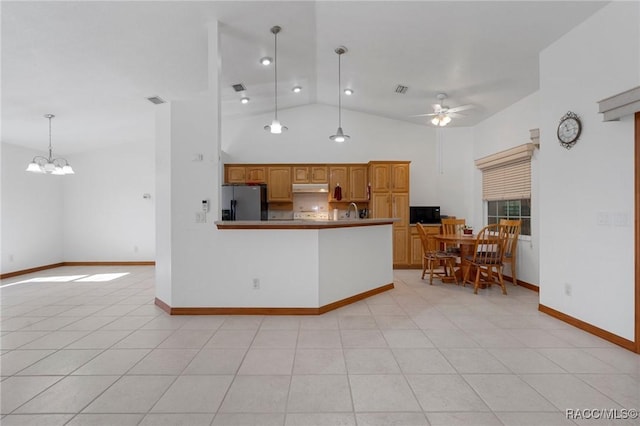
[240,97,250,104]
[292,86,302,93]
[259,57,272,66]
[344,88,353,96]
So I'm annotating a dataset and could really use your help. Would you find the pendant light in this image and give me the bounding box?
[264,25,287,134]
[26,114,75,175]
[330,46,350,142]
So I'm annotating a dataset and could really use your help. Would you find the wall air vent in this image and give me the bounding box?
[395,85,409,94]
[146,96,166,105]
[232,83,246,92]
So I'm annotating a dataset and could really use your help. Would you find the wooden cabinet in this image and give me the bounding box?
[368,161,410,267]
[409,224,440,268]
[267,167,292,202]
[349,165,368,201]
[293,165,328,184]
[224,165,266,183]
[329,166,349,202]
[226,166,246,183]
[246,166,266,183]
[369,162,409,193]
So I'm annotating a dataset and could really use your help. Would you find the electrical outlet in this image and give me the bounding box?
[133,245,139,253]
[596,212,610,226]
[195,212,207,223]
[252,278,260,289]
[564,283,572,296]
[8,254,14,262]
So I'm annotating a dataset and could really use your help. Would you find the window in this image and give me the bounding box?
[475,143,535,237]
[487,199,531,236]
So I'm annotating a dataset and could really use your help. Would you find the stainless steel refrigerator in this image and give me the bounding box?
[221,184,268,221]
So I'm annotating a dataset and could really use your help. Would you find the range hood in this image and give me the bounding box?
[292,183,329,193]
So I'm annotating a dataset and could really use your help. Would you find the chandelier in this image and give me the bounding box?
[26,114,74,175]
[329,46,350,142]
[264,26,287,134]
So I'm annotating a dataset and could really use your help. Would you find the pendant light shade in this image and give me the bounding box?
[264,25,287,134]
[330,46,350,142]
[26,114,75,175]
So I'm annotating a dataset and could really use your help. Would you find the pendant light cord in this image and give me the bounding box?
[274,29,278,120]
[337,52,342,128]
[47,115,53,161]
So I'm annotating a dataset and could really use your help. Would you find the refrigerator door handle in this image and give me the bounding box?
[230,199,237,221]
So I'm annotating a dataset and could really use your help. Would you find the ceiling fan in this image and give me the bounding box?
[411,93,474,126]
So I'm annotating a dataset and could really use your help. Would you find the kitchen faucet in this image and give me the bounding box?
[347,202,359,219]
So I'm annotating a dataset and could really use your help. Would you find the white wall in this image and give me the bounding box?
[539,2,639,340]
[223,103,473,217]
[63,142,155,261]
[1,143,64,273]
[472,92,541,286]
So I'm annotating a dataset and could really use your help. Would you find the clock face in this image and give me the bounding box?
[557,112,582,149]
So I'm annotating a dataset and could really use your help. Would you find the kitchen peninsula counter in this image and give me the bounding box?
[156,219,395,315]
[215,218,396,230]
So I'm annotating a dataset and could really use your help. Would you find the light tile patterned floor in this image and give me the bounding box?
[1,266,639,425]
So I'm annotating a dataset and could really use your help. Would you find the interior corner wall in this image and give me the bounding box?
[472,92,541,286]
[222,103,473,218]
[539,1,639,340]
[62,142,156,262]
[1,143,64,273]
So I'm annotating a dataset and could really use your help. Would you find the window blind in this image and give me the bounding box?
[475,143,535,201]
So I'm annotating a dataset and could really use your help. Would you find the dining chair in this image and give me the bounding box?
[461,224,507,295]
[499,219,522,286]
[440,218,466,254]
[416,223,458,285]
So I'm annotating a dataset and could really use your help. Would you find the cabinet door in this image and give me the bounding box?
[226,166,246,183]
[292,166,310,183]
[393,227,409,265]
[267,167,292,202]
[369,163,389,192]
[392,193,409,227]
[310,166,328,183]
[410,232,424,266]
[370,192,391,218]
[329,166,349,202]
[349,165,368,201]
[246,166,266,183]
[391,163,410,192]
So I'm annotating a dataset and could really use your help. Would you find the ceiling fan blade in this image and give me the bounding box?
[447,112,465,119]
[447,104,474,113]
[410,112,437,117]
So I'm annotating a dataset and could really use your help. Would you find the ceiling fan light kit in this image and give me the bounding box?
[329,46,350,143]
[410,92,474,126]
[264,25,287,134]
[26,114,75,175]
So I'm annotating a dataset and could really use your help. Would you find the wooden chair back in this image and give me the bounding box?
[416,223,433,254]
[499,219,521,259]
[441,218,465,235]
[470,224,506,266]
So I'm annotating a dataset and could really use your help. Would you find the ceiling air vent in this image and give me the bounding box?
[395,85,409,94]
[146,96,166,105]
[232,83,246,92]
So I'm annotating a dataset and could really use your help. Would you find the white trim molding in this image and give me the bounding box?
[475,143,536,171]
[598,86,640,121]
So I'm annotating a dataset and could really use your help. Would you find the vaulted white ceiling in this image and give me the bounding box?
[2,1,608,154]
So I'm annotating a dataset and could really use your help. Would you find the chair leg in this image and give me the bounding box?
[449,259,459,285]
[429,258,435,285]
[473,267,481,294]
[421,258,427,280]
[497,267,507,295]
[462,262,470,287]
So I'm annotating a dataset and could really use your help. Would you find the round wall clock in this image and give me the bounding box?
[557,111,582,149]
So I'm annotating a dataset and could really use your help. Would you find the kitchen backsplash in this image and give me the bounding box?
[292,193,329,213]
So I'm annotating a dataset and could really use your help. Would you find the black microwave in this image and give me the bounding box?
[410,206,441,224]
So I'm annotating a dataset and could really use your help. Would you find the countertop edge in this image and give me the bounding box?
[215,219,397,230]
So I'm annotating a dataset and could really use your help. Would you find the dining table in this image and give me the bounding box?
[433,233,501,288]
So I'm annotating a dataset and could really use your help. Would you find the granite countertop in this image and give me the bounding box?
[215,218,397,229]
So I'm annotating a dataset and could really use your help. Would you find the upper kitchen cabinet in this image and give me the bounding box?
[329,165,349,202]
[225,165,246,183]
[369,161,410,193]
[349,165,368,201]
[293,165,328,184]
[246,166,267,183]
[267,166,292,202]
[224,165,266,183]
